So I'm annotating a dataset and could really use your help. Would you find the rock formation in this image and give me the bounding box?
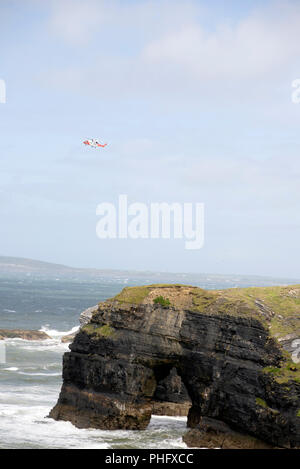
[79,305,98,327]
[50,284,300,448]
[61,305,98,343]
[0,329,50,340]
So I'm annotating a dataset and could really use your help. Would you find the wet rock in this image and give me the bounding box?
[61,333,76,343]
[0,329,50,340]
[183,417,273,449]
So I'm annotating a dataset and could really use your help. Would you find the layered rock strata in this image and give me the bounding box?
[50,284,300,448]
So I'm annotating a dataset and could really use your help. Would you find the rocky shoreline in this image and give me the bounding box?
[0,329,50,340]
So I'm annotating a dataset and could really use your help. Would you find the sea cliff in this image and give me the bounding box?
[50,284,300,448]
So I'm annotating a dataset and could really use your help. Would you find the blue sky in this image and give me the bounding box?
[1,0,300,277]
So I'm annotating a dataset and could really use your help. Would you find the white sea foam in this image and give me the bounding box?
[1,336,189,448]
[3,338,69,351]
[39,324,79,339]
[1,323,79,353]
[151,415,187,422]
[0,403,110,449]
[0,380,189,449]
[18,372,61,377]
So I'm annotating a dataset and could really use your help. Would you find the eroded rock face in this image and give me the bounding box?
[49,285,300,448]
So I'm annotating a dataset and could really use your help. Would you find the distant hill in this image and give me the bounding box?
[0,256,74,273]
[0,256,299,289]
[0,256,123,278]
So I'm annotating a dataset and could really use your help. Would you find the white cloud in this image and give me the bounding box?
[42,0,300,105]
[48,0,202,46]
[143,3,300,80]
[49,0,107,45]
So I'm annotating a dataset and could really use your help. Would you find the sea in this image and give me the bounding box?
[0,270,297,449]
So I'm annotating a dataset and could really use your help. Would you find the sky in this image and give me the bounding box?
[1,0,300,277]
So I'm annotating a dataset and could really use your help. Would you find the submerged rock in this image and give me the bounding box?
[50,284,300,448]
[0,329,50,340]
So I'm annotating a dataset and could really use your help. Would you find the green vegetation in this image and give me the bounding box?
[297,410,300,418]
[153,296,171,307]
[255,398,280,415]
[256,397,268,409]
[112,286,152,304]
[110,283,300,340]
[82,323,115,338]
[224,285,300,337]
[263,366,281,376]
[112,284,192,305]
[194,284,300,337]
[90,283,300,388]
[191,289,216,312]
[190,288,265,321]
[263,361,300,384]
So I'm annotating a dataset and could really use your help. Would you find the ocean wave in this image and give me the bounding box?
[39,325,79,339]
[0,390,189,448]
[0,404,110,449]
[0,324,79,349]
[3,338,69,353]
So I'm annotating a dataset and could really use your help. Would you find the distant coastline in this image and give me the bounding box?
[0,256,299,288]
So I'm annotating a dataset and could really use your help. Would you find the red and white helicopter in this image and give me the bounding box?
[83,138,107,148]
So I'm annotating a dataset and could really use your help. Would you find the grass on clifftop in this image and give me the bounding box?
[223,285,300,338]
[110,283,300,340]
[112,286,152,304]
[98,283,300,385]
[111,284,192,306]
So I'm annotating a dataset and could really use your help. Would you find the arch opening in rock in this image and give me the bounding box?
[151,366,192,417]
